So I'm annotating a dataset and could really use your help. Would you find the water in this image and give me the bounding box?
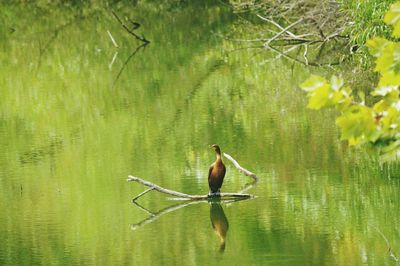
[1,1,400,265]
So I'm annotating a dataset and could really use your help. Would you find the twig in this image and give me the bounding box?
[256,14,297,38]
[265,18,304,46]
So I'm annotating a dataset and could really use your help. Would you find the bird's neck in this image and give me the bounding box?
[215,153,222,161]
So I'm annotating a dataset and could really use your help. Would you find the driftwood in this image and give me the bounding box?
[128,153,258,202]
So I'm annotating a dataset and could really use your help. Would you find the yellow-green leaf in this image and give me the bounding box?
[367,37,390,57]
[307,84,330,110]
[385,2,400,37]
[300,75,327,92]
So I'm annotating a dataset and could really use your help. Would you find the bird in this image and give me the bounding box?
[208,144,226,195]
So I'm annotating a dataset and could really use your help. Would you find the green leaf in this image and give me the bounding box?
[378,71,400,86]
[366,37,390,57]
[300,75,327,92]
[384,2,400,37]
[336,106,377,144]
[307,83,330,110]
[373,99,390,113]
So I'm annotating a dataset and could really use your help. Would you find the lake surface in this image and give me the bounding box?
[1,1,400,265]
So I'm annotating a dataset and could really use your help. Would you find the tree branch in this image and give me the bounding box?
[223,153,259,181]
[127,175,254,200]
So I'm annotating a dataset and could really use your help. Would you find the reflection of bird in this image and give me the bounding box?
[210,202,229,253]
[208,144,226,195]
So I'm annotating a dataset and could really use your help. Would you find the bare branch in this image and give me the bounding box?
[265,18,304,46]
[223,153,259,181]
[127,175,254,201]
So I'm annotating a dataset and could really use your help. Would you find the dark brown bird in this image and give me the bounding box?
[208,144,226,195]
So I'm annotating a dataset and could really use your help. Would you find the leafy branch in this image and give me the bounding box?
[300,2,400,161]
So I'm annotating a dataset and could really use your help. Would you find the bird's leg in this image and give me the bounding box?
[208,190,221,197]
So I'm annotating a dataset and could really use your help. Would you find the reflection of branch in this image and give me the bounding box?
[370,225,399,264]
[131,201,205,231]
[264,44,343,67]
[132,201,155,216]
[112,42,148,87]
[111,10,150,44]
[131,198,247,231]
[237,179,258,194]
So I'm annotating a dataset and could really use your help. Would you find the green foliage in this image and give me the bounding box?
[340,0,395,45]
[301,1,400,161]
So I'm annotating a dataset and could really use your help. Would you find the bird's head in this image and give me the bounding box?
[210,144,221,154]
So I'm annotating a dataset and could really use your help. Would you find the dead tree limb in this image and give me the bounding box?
[223,153,259,181]
[127,175,254,201]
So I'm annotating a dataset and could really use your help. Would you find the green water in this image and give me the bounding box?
[1,1,400,265]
